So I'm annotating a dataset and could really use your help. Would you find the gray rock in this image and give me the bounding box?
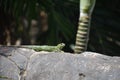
[0,47,120,80]
[0,55,20,80]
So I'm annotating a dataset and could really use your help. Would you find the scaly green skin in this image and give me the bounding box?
[22,43,65,52]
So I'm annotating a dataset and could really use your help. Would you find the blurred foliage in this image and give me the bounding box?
[88,0,120,56]
[0,0,120,56]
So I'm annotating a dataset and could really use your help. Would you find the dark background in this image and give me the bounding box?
[0,0,120,56]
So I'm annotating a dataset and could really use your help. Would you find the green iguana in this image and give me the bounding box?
[0,43,65,52]
[21,43,65,52]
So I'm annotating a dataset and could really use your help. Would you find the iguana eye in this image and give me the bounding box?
[60,43,65,46]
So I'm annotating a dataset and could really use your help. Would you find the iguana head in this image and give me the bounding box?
[57,43,65,50]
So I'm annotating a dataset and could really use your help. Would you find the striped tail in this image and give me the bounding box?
[74,14,90,53]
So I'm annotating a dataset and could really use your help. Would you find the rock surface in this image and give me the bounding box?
[0,47,120,80]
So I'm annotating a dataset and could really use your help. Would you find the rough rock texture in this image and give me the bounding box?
[0,47,120,80]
